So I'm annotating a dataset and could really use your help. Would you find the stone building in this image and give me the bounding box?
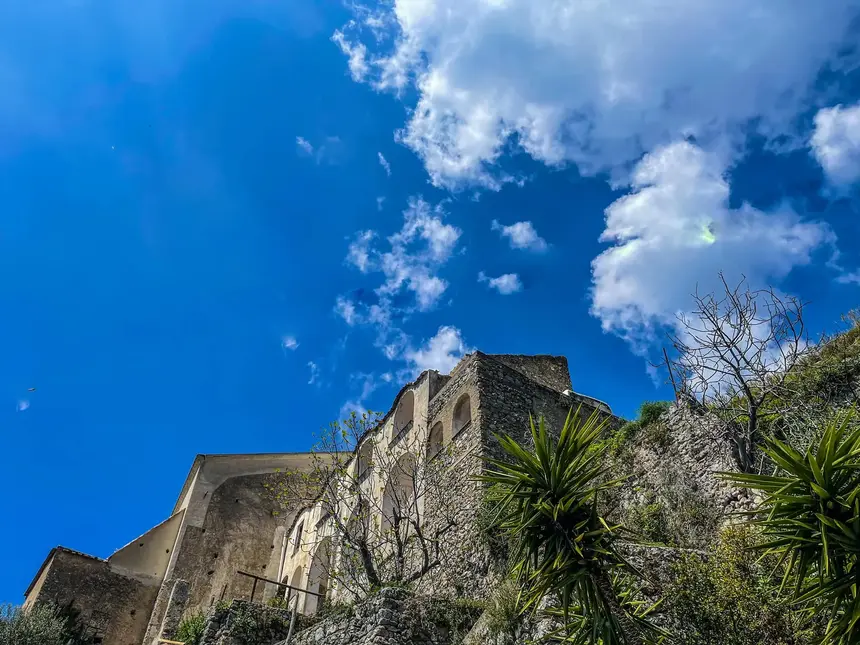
[22,352,613,645]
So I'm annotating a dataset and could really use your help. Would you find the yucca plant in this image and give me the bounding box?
[721,409,860,644]
[479,407,659,645]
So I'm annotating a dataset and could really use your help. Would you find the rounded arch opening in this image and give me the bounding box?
[289,564,305,611]
[357,440,373,482]
[453,394,472,436]
[392,390,415,444]
[381,453,417,532]
[427,422,444,460]
[305,538,332,614]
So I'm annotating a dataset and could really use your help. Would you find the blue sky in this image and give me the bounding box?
[2,0,860,602]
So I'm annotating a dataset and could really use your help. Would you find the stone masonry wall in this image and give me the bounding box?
[620,402,753,519]
[486,355,572,396]
[291,588,479,645]
[476,353,606,463]
[198,599,295,645]
[30,549,159,645]
[422,355,488,598]
[420,353,613,600]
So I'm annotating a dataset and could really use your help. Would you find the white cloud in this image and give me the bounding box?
[336,198,463,365]
[347,230,376,273]
[491,219,548,252]
[349,197,461,313]
[335,296,359,326]
[404,326,471,373]
[378,152,392,176]
[478,271,523,295]
[376,196,386,211]
[295,136,314,155]
[332,29,369,82]
[335,0,858,188]
[590,141,834,348]
[339,372,388,419]
[308,361,320,385]
[282,335,299,350]
[339,399,367,419]
[811,103,860,186]
[295,135,344,164]
[16,399,30,412]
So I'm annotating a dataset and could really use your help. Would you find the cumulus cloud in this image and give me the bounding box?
[590,141,835,348]
[811,103,860,186]
[334,0,858,188]
[336,198,463,364]
[478,271,523,295]
[378,152,392,176]
[404,326,471,373]
[343,198,461,314]
[491,219,548,252]
[282,335,299,350]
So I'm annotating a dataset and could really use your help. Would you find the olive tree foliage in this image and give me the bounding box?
[0,603,95,645]
[662,274,810,473]
[265,410,459,600]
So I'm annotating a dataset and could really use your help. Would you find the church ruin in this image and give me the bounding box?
[22,352,613,645]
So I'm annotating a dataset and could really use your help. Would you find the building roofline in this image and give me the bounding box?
[24,547,107,599]
[170,451,315,515]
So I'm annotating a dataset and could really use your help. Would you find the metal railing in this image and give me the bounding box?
[235,570,324,606]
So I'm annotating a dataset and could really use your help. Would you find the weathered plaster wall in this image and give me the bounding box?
[109,510,184,580]
[26,549,159,645]
[143,454,315,645]
[157,475,282,617]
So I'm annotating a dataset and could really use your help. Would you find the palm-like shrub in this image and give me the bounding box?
[479,408,658,645]
[723,410,860,644]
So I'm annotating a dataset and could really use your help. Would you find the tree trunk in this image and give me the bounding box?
[593,570,646,645]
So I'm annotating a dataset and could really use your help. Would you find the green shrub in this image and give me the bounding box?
[638,401,672,427]
[228,602,292,645]
[665,525,823,645]
[266,595,290,610]
[419,596,483,645]
[0,603,95,645]
[482,578,521,641]
[625,498,671,544]
[176,611,206,645]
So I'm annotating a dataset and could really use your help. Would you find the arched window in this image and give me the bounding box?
[381,454,417,532]
[305,538,332,615]
[427,422,444,460]
[357,440,373,482]
[291,516,306,555]
[453,394,472,436]
[391,390,415,446]
[341,500,370,585]
[288,565,305,611]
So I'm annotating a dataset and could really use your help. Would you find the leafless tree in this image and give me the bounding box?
[265,410,459,602]
[661,273,809,472]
